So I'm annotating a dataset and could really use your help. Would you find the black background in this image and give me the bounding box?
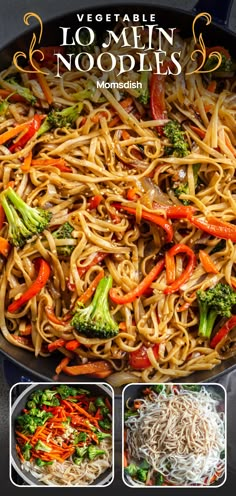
[0,0,236,494]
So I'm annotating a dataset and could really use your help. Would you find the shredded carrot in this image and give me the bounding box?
[199,250,219,274]
[15,431,31,442]
[122,130,131,140]
[32,58,53,105]
[124,450,128,468]
[165,252,176,284]
[5,180,15,189]
[119,322,127,331]
[31,157,72,172]
[55,356,70,375]
[77,269,104,305]
[21,150,32,172]
[126,188,139,201]
[0,120,31,146]
[207,80,217,93]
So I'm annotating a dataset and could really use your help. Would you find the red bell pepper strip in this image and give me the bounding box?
[206,46,230,59]
[210,315,236,348]
[48,338,66,352]
[109,258,165,304]
[150,61,175,134]
[164,205,196,219]
[65,340,80,351]
[164,244,196,295]
[129,343,159,370]
[189,215,236,242]
[9,114,41,152]
[8,258,51,313]
[111,203,173,243]
[0,205,5,229]
[88,195,103,210]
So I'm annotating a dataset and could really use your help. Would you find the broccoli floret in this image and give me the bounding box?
[26,400,36,410]
[0,187,51,247]
[151,385,165,394]
[16,410,53,434]
[125,464,138,477]
[76,446,88,458]
[22,442,32,461]
[100,406,110,417]
[71,275,119,338]
[197,283,236,339]
[35,440,52,453]
[29,389,43,405]
[69,30,97,55]
[37,103,83,136]
[174,163,201,205]
[182,385,201,392]
[3,78,36,105]
[56,385,85,399]
[124,410,138,420]
[36,458,53,466]
[203,52,235,73]
[96,431,111,442]
[87,445,106,460]
[164,120,189,157]
[88,401,97,414]
[137,72,149,104]
[41,389,60,406]
[75,432,88,443]
[98,418,111,431]
[52,222,75,257]
[0,92,15,116]
[136,468,148,483]
[94,397,106,408]
[73,457,83,465]
[155,472,164,485]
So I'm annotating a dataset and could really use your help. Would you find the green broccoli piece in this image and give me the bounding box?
[94,397,106,408]
[71,275,119,338]
[155,472,164,485]
[22,442,32,461]
[35,440,52,453]
[203,51,235,73]
[3,78,36,105]
[28,390,43,405]
[100,406,110,417]
[76,446,88,458]
[197,283,236,339]
[174,163,201,205]
[125,464,138,477]
[96,431,111,442]
[88,401,97,414]
[87,445,106,460]
[137,72,149,104]
[36,458,53,466]
[69,29,97,55]
[73,457,83,465]
[151,385,165,394]
[16,410,53,434]
[139,460,150,470]
[0,92,15,116]
[37,103,83,136]
[26,400,36,410]
[182,385,201,392]
[75,432,88,443]
[136,468,148,483]
[52,222,75,257]
[0,187,52,247]
[41,389,60,406]
[98,418,111,431]
[56,385,85,399]
[164,120,189,157]
[124,410,138,421]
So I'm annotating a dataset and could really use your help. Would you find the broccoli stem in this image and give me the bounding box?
[198,301,217,339]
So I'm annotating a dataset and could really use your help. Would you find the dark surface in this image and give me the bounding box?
[1,0,236,494]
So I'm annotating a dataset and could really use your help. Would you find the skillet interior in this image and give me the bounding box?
[0,3,236,385]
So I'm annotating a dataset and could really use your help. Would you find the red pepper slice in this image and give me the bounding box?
[48,338,66,352]
[0,205,5,229]
[109,258,165,304]
[111,203,173,243]
[210,315,236,348]
[8,258,51,313]
[189,215,236,242]
[129,343,159,370]
[9,114,42,152]
[65,340,80,351]
[164,244,196,295]
[150,61,175,134]
[88,195,103,210]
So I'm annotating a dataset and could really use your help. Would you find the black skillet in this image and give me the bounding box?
[0,0,236,384]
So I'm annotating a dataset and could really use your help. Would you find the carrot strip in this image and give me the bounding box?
[0,237,10,257]
[15,431,31,442]
[126,188,139,201]
[165,252,176,284]
[199,250,219,274]
[55,357,70,375]
[31,157,72,173]
[19,324,32,336]
[63,360,113,378]
[225,135,236,157]
[189,125,206,139]
[32,59,53,104]
[21,150,32,172]
[65,340,80,351]
[122,130,131,140]
[0,120,32,146]
[207,80,217,92]
[77,269,104,305]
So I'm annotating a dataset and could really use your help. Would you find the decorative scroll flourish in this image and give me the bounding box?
[186,12,222,75]
[13,12,47,74]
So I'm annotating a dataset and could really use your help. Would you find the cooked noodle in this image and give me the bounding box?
[0,22,236,385]
[124,385,225,486]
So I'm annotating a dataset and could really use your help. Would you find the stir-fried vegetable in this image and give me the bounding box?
[163,120,190,157]
[197,283,236,339]
[37,103,83,136]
